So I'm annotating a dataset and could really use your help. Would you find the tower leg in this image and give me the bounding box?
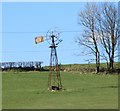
[48,46,62,91]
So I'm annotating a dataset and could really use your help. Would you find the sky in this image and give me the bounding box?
[1,2,119,66]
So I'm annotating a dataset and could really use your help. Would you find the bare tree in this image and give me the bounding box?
[96,3,119,70]
[76,3,100,73]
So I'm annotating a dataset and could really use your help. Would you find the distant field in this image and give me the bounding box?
[2,71,118,109]
[44,62,120,73]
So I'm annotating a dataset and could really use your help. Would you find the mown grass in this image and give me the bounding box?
[2,71,118,109]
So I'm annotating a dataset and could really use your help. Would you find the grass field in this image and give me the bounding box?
[2,71,118,109]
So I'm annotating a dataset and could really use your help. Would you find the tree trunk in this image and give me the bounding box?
[96,52,100,73]
[110,57,114,70]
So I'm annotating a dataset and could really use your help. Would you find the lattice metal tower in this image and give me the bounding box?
[35,28,62,91]
[48,32,62,90]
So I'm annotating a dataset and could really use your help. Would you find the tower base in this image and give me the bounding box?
[48,86,62,91]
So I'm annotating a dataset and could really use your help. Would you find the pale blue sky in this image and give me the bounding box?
[1,2,119,66]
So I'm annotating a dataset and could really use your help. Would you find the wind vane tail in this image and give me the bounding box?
[35,36,44,44]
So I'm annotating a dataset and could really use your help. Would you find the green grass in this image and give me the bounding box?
[2,71,118,109]
[0,72,2,110]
